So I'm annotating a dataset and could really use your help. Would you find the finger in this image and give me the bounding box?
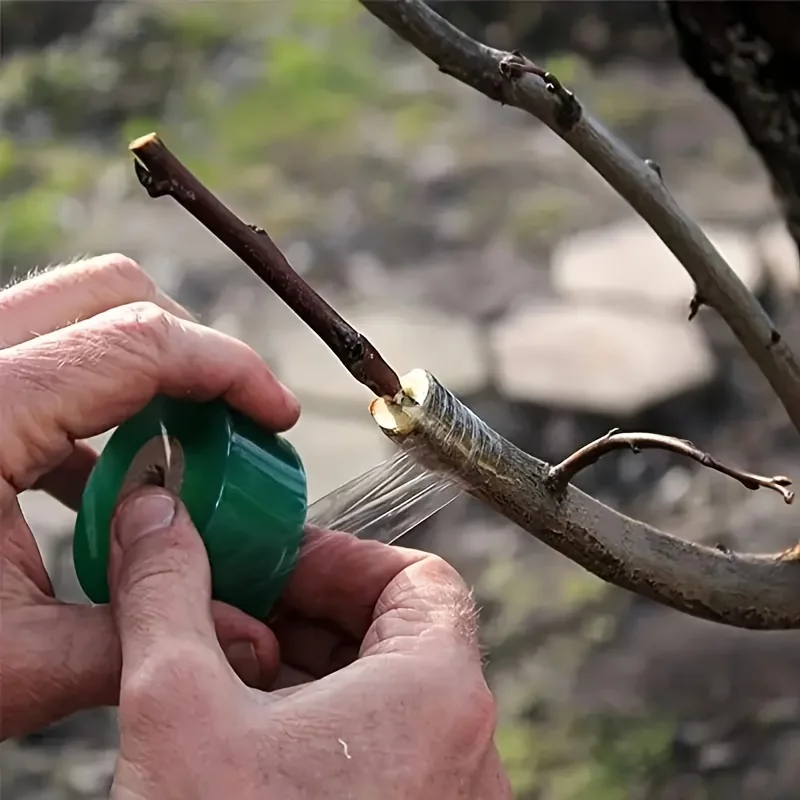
[0,600,121,740]
[363,554,481,658]
[0,595,279,741]
[0,493,118,738]
[210,601,281,689]
[271,664,314,693]
[108,487,280,688]
[1,301,300,488]
[109,487,227,678]
[0,253,192,349]
[31,441,98,511]
[0,487,276,739]
[275,526,430,639]
[279,527,480,658]
[269,614,359,678]
[1,254,191,508]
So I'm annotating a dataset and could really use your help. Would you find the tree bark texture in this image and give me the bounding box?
[667,1,800,260]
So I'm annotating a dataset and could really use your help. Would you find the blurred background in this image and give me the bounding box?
[2,2,800,798]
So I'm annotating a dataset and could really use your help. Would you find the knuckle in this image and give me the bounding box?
[426,668,498,761]
[119,645,216,730]
[462,679,498,742]
[98,253,156,300]
[417,552,465,586]
[423,553,477,608]
[0,354,60,485]
[111,300,175,352]
[116,299,168,328]
[456,681,499,762]
[117,529,201,594]
[389,553,479,646]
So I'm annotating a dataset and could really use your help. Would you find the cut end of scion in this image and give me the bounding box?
[370,368,430,433]
[129,132,160,152]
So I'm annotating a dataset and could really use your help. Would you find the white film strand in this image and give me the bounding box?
[306,451,462,544]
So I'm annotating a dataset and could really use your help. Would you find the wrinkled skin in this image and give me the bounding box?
[0,255,511,798]
[0,254,299,738]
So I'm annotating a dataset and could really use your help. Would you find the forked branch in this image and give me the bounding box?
[371,370,800,630]
[358,0,800,438]
[126,102,800,630]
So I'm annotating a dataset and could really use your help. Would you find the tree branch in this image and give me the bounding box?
[119,13,800,631]
[371,370,800,631]
[546,428,795,503]
[128,133,401,399]
[359,0,800,436]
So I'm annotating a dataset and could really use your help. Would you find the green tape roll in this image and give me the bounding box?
[73,395,308,620]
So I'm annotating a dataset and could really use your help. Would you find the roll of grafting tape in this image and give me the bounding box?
[73,395,308,620]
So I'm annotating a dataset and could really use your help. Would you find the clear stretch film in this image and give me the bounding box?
[306,450,462,544]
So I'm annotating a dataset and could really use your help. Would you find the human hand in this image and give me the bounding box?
[0,254,298,740]
[109,487,511,800]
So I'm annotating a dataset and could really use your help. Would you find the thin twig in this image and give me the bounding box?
[546,427,795,503]
[359,0,800,436]
[128,133,401,399]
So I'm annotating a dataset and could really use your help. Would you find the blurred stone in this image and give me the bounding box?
[281,412,394,504]
[208,285,255,341]
[653,465,694,513]
[273,304,488,408]
[410,142,458,183]
[208,284,296,365]
[396,241,551,320]
[63,749,116,796]
[67,197,238,298]
[489,300,716,416]
[433,206,473,243]
[756,220,800,294]
[551,217,764,311]
[698,741,739,772]
[346,251,395,299]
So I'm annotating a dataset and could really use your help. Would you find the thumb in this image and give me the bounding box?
[109,487,221,677]
[109,486,279,691]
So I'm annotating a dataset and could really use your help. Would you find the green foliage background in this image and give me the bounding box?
[0,1,446,277]
[0,3,710,797]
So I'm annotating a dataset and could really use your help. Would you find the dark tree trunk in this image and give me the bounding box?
[666,1,800,260]
[0,0,104,54]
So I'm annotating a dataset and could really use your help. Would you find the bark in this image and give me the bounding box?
[667,1,800,260]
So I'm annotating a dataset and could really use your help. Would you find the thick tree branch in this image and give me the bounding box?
[359,0,800,437]
[371,370,800,630]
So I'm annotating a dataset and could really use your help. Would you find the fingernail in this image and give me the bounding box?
[224,641,260,686]
[114,489,177,550]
